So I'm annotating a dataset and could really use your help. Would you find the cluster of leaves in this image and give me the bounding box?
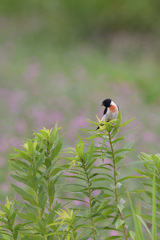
[61,112,135,240]
[131,153,160,240]
[0,125,64,239]
[0,112,159,239]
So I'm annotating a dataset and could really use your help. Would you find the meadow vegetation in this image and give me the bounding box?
[0,2,160,238]
[0,114,160,239]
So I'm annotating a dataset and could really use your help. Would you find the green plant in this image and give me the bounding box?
[0,112,159,239]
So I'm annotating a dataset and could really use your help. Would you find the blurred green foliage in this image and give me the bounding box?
[0,0,160,42]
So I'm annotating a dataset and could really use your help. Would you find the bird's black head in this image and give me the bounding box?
[101,98,112,107]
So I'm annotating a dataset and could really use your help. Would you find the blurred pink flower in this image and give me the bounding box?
[142,130,157,143]
[84,197,89,206]
[0,157,6,167]
[120,83,132,96]
[67,116,88,140]
[0,135,9,153]
[49,111,63,124]
[24,62,40,83]
[1,182,10,193]
[65,171,74,182]
[0,87,8,100]
[8,90,24,114]
[9,137,21,148]
[15,119,27,134]
[73,200,82,206]
[31,108,63,128]
[109,230,118,236]
[92,190,100,196]
[73,116,88,129]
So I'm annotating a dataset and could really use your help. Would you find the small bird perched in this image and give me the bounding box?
[97,98,119,130]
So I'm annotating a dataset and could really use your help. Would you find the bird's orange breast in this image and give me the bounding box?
[109,105,117,113]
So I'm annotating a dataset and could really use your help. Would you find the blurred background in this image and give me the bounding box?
[0,0,160,200]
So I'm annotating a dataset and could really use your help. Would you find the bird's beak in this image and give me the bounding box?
[101,103,103,106]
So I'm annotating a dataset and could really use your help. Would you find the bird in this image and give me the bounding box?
[97,98,119,130]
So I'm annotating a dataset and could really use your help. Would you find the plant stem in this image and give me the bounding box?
[46,141,53,210]
[81,158,97,240]
[34,192,41,218]
[71,228,77,240]
[108,131,128,240]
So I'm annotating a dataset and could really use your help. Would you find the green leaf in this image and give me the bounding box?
[18,212,37,222]
[87,140,94,161]
[39,128,49,140]
[85,119,99,126]
[10,158,30,171]
[115,219,124,229]
[129,231,136,240]
[97,201,110,212]
[10,210,18,226]
[50,139,62,160]
[136,215,151,238]
[0,206,11,219]
[11,184,37,206]
[115,148,133,155]
[127,191,144,240]
[10,174,29,187]
[117,203,124,213]
[119,175,147,182]
[46,203,61,224]
[85,134,104,140]
[112,137,125,145]
[116,110,122,127]
[13,149,32,162]
[38,185,47,214]
[36,150,45,170]
[48,179,55,207]
[120,118,135,127]
[28,139,35,155]
[115,155,124,163]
